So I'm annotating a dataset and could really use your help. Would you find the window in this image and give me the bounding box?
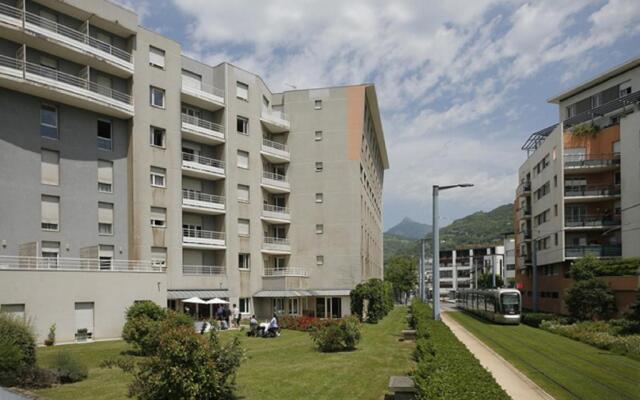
[150,207,166,227]
[315,193,323,203]
[150,166,166,188]
[97,120,112,151]
[315,224,324,234]
[151,247,167,268]
[554,175,558,187]
[149,46,165,68]
[41,149,59,186]
[236,81,248,100]
[40,104,58,139]
[41,241,59,267]
[237,116,249,134]
[238,219,250,236]
[315,162,323,172]
[41,195,59,231]
[554,233,558,246]
[98,245,114,270]
[315,130,323,141]
[98,160,113,193]
[150,126,165,148]
[288,298,299,315]
[238,253,250,270]
[613,140,621,154]
[239,298,250,314]
[314,99,322,110]
[554,204,558,217]
[74,302,94,337]
[237,184,250,203]
[98,202,114,235]
[150,86,165,108]
[316,255,324,266]
[237,150,249,169]
[1,304,25,321]
[182,70,202,90]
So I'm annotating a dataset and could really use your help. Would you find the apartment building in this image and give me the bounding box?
[515,56,640,314]
[0,0,388,342]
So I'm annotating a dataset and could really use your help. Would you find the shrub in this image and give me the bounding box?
[126,300,166,321]
[0,313,37,387]
[571,123,601,137]
[410,299,509,399]
[51,351,88,383]
[310,316,361,352]
[351,278,394,323]
[570,256,640,278]
[521,313,561,328]
[279,315,331,332]
[565,278,616,321]
[44,324,56,347]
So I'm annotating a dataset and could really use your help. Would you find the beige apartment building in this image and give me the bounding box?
[0,0,388,342]
[515,57,640,314]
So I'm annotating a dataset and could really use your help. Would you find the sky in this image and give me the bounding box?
[118,0,640,230]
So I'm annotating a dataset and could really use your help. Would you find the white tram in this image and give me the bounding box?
[456,288,521,324]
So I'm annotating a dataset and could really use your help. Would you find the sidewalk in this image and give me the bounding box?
[441,312,554,400]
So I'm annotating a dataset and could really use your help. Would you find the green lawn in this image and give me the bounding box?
[35,307,414,400]
[448,311,640,400]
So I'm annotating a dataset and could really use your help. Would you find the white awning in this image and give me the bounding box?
[310,289,352,297]
[253,290,312,298]
[167,290,228,300]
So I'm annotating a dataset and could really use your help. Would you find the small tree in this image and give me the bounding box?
[385,256,417,304]
[477,272,504,289]
[569,256,598,281]
[565,279,616,321]
[350,278,394,323]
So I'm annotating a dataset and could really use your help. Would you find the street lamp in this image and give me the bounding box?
[432,183,474,321]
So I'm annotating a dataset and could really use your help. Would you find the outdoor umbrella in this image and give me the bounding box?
[182,297,207,317]
[205,297,229,304]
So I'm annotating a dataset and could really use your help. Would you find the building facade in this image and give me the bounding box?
[515,57,640,314]
[0,0,388,342]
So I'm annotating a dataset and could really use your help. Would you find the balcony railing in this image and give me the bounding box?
[261,108,289,123]
[262,171,288,183]
[181,81,225,100]
[564,184,621,197]
[182,189,225,207]
[264,237,290,247]
[262,138,288,152]
[181,113,224,134]
[263,267,309,277]
[564,89,640,128]
[182,265,226,276]
[566,245,622,258]
[564,153,621,169]
[263,204,289,215]
[517,181,531,196]
[182,228,225,241]
[0,255,164,272]
[565,214,621,228]
[182,152,225,173]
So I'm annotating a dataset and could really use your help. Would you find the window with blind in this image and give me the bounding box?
[98,160,113,193]
[98,202,113,235]
[237,184,250,203]
[41,241,60,259]
[237,150,249,169]
[41,195,59,231]
[41,149,59,186]
[182,70,202,90]
[150,207,166,227]
[236,81,249,100]
[98,245,114,270]
[149,46,165,69]
[238,219,250,236]
[151,247,167,267]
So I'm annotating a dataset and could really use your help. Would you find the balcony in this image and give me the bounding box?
[564,153,620,174]
[181,82,224,111]
[261,138,290,163]
[181,153,225,180]
[564,184,621,203]
[263,267,309,277]
[563,89,640,128]
[0,55,133,118]
[517,181,531,197]
[261,204,291,223]
[182,228,226,250]
[0,4,133,77]
[182,265,226,276]
[261,171,290,193]
[565,214,621,230]
[565,245,621,259]
[0,255,164,273]
[262,237,291,255]
[260,108,290,133]
[181,114,225,144]
[519,206,532,219]
[182,189,225,215]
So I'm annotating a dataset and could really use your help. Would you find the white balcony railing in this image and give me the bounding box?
[262,171,288,183]
[181,113,224,135]
[182,152,225,176]
[0,255,164,272]
[262,138,288,152]
[183,228,225,241]
[263,267,309,277]
[263,236,290,247]
[181,81,225,105]
[261,108,289,124]
[182,265,226,276]
[182,189,225,207]
[263,204,289,214]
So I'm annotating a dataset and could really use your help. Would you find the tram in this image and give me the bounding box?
[456,288,521,324]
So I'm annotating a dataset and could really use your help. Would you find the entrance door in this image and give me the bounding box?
[75,302,94,336]
[331,298,342,318]
[316,297,326,318]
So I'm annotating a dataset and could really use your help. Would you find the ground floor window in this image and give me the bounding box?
[315,297,342,319]
[240,298,250,314]
[272,298,285,315]
[1,304,25,320]
[288,298,299,315]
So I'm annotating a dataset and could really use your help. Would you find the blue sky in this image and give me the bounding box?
[119,0,640,229]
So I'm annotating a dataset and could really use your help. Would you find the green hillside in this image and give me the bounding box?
[383,233,420,263]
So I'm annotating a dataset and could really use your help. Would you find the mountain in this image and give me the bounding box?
[386,217,432,240]
[383,233,420,264]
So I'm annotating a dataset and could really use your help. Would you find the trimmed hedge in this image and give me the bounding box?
[521,312,568,328]
[279,316,332,332]
[410,299,509,400]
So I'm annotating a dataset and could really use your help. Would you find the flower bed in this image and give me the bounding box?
[278,315,333,332]
[409,299,509,399]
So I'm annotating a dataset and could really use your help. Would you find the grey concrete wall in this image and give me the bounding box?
[620,110,640,257]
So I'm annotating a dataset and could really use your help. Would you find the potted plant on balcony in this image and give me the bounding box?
[571,122,601,137]
[44,323,56,346]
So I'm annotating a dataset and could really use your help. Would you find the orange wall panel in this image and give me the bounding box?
[564,124,620,155]
[346,86,365,161]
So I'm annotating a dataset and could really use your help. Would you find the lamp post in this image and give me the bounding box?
[432,183,474,321]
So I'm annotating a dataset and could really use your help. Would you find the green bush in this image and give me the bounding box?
[521,312,563,328]
[0,313,37,387]
[565,278,616,321]
[51,351,88,383]
[310,316,361,352]
[44,324,56,346]
[570,256,640,278]
[350,278,394,323]
[410,299,509,399]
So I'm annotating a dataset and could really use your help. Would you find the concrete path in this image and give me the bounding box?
[441,312,554,400]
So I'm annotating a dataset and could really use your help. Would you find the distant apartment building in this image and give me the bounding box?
[0,0,388,342]
[515,57,640,314]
